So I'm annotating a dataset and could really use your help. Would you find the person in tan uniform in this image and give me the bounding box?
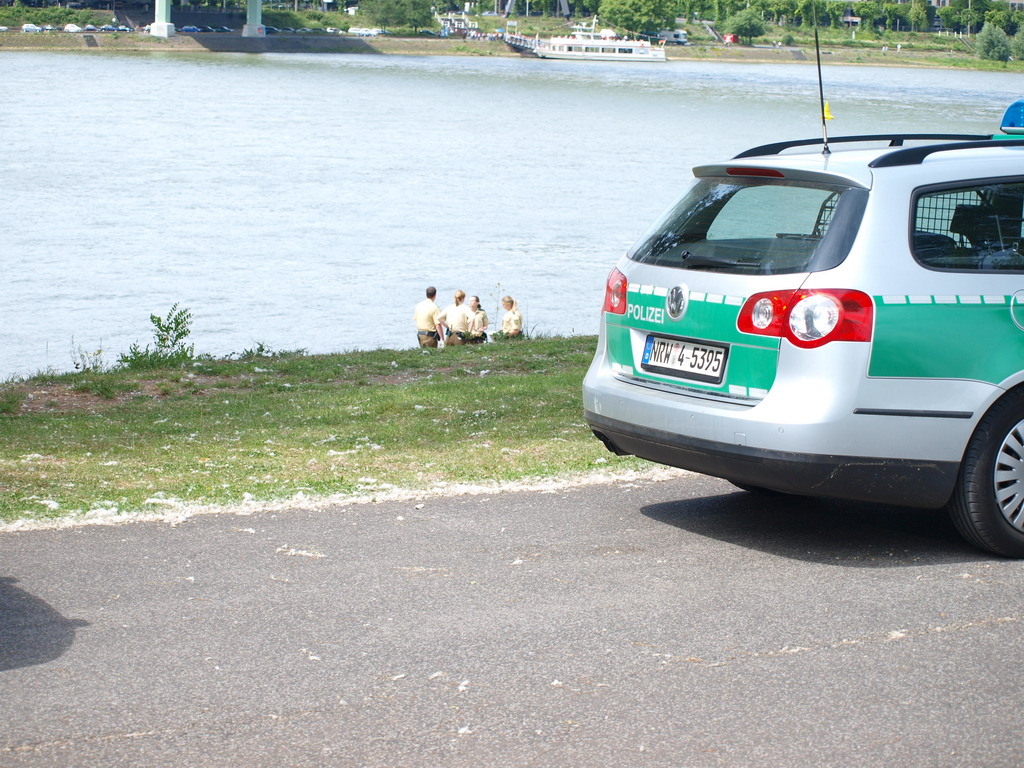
[498,296,523,339]
[466,295,489,344]
[413,286,444,348]
[440,290,469,346]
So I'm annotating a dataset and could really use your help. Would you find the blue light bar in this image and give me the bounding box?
[1001,99,1024,134]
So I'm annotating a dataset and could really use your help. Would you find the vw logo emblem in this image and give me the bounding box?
[666,285,688,320]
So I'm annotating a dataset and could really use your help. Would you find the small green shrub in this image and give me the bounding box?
[0,388,24,415]
[978,22,1011,62]
[151,303,195,356]
[118,304,196,371]
[1012,33,1024,60]
[72,377,130,400]
[722,9,765,44]
[118,343,192,371]
[70,338,107,373]
[236,342,306,360]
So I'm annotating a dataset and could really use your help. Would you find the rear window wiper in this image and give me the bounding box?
[678,250,748,271]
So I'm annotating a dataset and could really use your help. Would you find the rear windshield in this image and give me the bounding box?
[628,177,867,275]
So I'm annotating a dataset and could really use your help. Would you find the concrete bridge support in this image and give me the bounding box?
[242,0,265,37]
[150,0,174,37]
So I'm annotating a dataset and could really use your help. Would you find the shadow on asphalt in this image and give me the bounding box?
[641,489,989,567]
[0,577,90,672]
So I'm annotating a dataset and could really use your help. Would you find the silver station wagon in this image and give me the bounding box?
[583,105,1024,557]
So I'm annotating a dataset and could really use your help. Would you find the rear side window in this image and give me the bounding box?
[629,177,866,276]
[913,181,1024,271]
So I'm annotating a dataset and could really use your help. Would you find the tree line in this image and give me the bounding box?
[360,0,1024,49]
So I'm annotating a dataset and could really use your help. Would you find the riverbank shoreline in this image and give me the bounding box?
[0,336,653,527]
[0,30,997,69]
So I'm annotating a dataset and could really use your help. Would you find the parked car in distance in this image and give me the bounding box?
[180,25,199,33]
[21,23,42,33]
[84,24,97,31]
[583,100,1024,557]
[658,28,688,45]
[98,24,117,31]
[63,23,83,32]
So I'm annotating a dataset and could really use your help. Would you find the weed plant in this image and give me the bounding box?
[0,388,23,416]
[118,304,196,371]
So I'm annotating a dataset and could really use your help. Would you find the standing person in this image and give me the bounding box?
[466,295,489,343]
[497,295,523,340]
[440,289,469,346]
[413,286,444,348]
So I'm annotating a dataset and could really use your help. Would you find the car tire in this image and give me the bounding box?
[947,391,1024,557]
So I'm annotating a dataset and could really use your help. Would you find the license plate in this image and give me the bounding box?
[641,334,728,384]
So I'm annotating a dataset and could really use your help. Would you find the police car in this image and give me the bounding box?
[583,102,1024,557]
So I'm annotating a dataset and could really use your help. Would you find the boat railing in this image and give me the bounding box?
[503,32,537,51]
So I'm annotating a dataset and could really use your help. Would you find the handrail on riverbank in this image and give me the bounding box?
[504,32,537,53]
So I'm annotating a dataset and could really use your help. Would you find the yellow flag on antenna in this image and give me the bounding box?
[823,101,835,120]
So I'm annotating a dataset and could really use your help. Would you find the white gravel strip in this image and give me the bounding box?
[0,467,690,533]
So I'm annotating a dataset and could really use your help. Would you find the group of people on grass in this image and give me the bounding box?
[414,287,523,348]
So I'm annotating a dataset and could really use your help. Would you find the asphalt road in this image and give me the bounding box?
[2,471,1022,767]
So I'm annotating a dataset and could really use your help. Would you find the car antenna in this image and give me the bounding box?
[813,4,831,154]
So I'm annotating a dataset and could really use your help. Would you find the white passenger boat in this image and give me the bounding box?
[513,20,666,62]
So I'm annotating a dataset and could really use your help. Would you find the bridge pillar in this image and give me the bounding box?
[242,0,265,37]
[150,0,175,37]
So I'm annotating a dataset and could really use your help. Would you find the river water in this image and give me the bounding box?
[3,50,1022,378]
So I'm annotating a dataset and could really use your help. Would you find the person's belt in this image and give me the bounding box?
[418,331,438,336]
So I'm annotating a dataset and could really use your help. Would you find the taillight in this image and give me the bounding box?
[737,291,790,337]
[603,267,628,315]
[738,289,873,349]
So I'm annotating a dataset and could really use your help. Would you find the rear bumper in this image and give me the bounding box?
[586,411,958,508]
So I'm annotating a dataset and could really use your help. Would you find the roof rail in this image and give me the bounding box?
[733,134,992,160]
[870,138,1024,168]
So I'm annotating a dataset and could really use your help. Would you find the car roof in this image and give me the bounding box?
[694,136,1024,191]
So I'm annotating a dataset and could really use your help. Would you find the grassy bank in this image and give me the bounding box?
[0,336,642,526]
